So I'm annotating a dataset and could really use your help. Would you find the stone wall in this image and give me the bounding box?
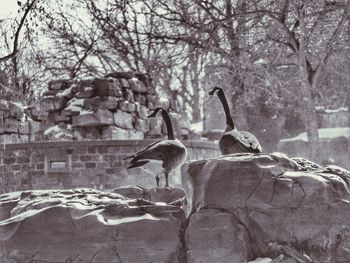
[0,71,189,144]
[0,140,219,193]
[317,108,349,128]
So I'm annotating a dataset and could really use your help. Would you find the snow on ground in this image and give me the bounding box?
[315,106,348,113]
[280,127,350,142]
[247,258,272,263]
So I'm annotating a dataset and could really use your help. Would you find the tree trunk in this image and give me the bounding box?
[189,49,202,123]
[298,8,320,162]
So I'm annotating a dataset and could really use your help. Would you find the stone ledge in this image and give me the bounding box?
[1,139,219,151]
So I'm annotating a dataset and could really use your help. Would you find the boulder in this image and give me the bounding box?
[186,209,250,263]
[0,188,184,263]
[182,152,350,263]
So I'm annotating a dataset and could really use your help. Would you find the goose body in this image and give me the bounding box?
[209,87,262,155]
[124,107,187,188]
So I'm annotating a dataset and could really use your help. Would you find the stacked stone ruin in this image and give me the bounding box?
[0,100,40,144]
[0,71,190,143]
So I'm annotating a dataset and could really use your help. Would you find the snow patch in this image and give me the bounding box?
[315,106,348,113]
[189,121,203,134]
[280,127,350,142]
[248,258,272,263]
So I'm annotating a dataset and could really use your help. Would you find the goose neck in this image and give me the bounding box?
[217,89,235,129]
[161,110,175,140]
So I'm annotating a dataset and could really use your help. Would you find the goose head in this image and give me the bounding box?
[147,107,165,118]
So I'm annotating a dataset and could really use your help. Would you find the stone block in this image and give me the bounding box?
[105,71,135,79]
[83,96,119,111]
[40,96,66,112]
[121,88,133,103]
[102,126,129,140]
[0,134,21,144]
[28,120,41,134]
[56,115,71,123]
[119,101,136,112]
[114,110,133,130]
[94,78,123,97]
[19,122,30,134]
[42,90,58,97]
[85,127,101,140]
[134,93,147,105]
[72,109,114,127]
[101,97,119,110]
[4,118,19,133]
[8,102,23,119]
[48,79,70,91]
[76,87,95,98]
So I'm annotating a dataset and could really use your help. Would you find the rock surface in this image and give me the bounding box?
[0,188,185,263]
[1,153,350,262]
[182,152,350,263]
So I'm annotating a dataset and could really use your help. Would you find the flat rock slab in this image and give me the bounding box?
[0,188,184,263]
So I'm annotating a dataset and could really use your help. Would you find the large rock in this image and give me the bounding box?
[186,209,250,263]
[182,152,350,263]
[0,188,184,262]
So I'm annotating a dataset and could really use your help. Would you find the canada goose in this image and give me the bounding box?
[124,107,187,188]
[208,87,262,154]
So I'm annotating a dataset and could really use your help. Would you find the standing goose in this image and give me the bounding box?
[124,107,187,188]
[208,87,262,154]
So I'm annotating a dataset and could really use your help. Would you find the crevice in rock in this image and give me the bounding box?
[244,176,264,207]
[203,206,262,260]
[175,209,193,263]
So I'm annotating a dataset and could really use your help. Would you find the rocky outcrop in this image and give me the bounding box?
[0,188,185,263]
[1,153,350,262]
[182,152,350,263]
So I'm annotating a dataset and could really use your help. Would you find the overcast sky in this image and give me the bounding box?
[0,1,18,18]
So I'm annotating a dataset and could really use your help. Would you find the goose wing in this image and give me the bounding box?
[219,130,262,154]
[124,140,161,160]
[126,140,182,169]
[240,131,262,152]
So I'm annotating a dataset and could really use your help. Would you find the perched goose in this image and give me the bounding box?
[124,107,187,188]
[208,86,262,154]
